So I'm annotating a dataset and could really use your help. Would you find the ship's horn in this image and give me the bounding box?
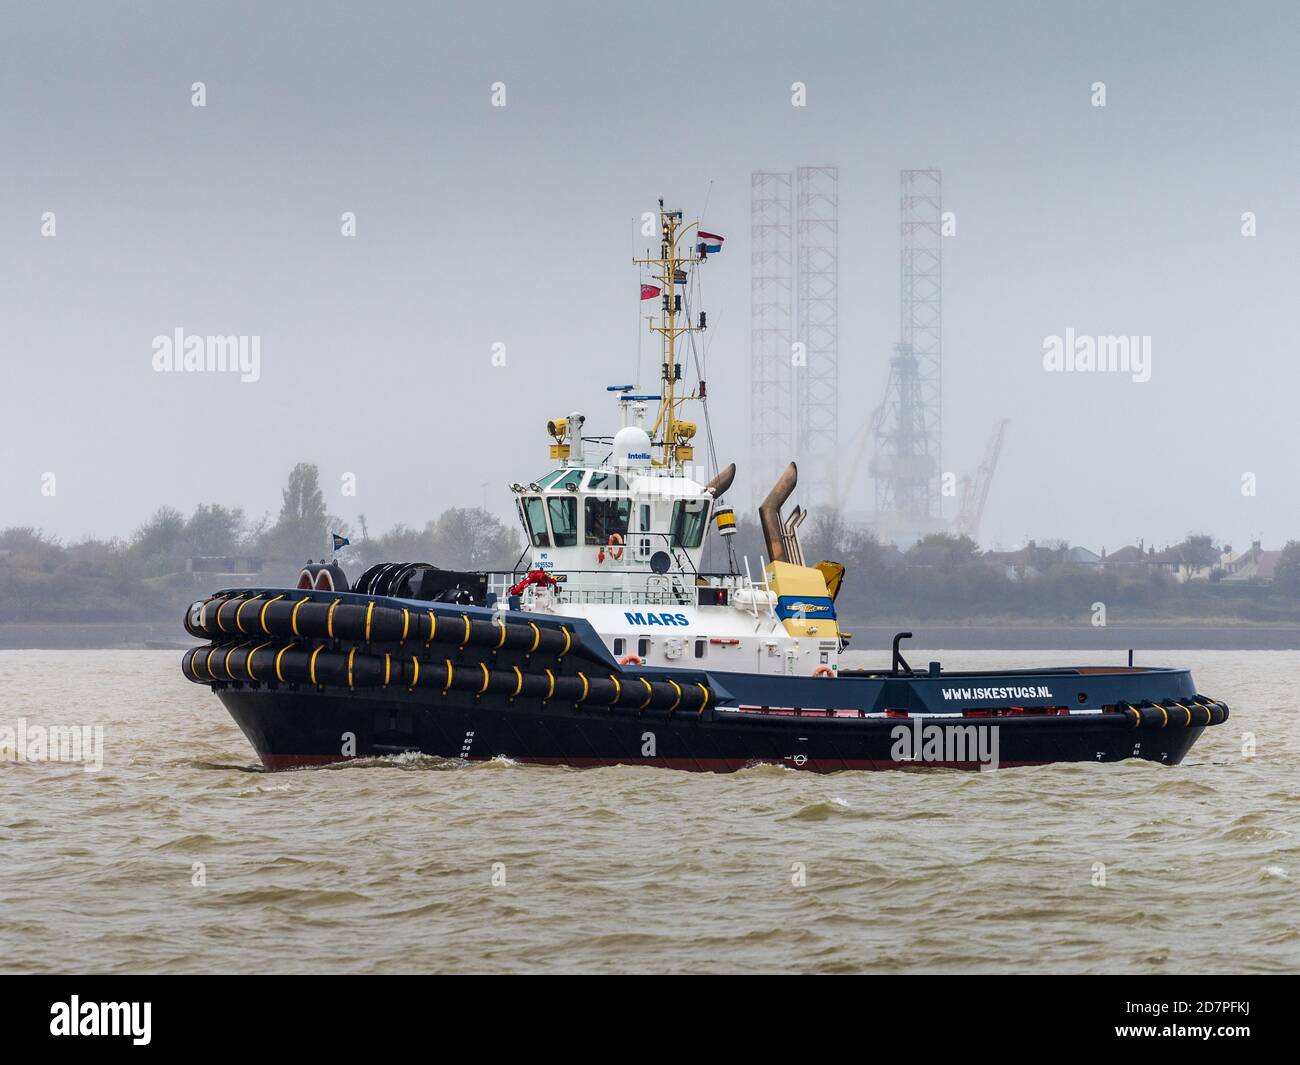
[704,463,736,498]
[759,463,797,563]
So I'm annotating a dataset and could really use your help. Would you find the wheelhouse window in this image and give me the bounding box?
[584,497,631,545]
[586,470,628,493]
[521,497,550,547]
[670,499,710,549]
[547,496,578,547]
[537,469,585,492]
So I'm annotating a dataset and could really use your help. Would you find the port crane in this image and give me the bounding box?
[953,417,1010,542]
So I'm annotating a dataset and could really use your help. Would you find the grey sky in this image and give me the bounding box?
[3,1,1297,554]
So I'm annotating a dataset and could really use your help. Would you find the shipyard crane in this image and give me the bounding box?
[832,416,873,514]
[953,417,1010,542]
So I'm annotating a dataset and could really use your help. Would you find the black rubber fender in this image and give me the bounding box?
[181,641,711,714]
[189,596,575,657]
[1138,704,1172,728]
[1117,699,1229,729]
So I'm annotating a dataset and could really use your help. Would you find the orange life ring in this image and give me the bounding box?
[813,665,835,678]
[620,654,641,665]
[607,533,624,561]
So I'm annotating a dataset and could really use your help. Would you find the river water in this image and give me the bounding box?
[0,649,1295,974]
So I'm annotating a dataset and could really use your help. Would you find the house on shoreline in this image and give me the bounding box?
[979,539,1285,584]
[1221,541,1282,582]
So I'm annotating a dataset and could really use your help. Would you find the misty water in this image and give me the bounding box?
[0,649,1295,974]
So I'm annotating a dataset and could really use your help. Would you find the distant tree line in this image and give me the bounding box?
[703,514,1300,624]
[6,468,1300,626]
[0,463,521,623]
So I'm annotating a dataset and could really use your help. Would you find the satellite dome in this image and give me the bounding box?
[613,426,653,467]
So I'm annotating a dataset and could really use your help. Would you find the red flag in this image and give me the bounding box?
[640,284,661,300]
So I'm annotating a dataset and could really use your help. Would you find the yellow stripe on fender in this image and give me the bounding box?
[528,622,540,652]
[216,596,239,633]
[409,656,420,690]
[327,598,342,639]
[460,614,471,646]
[383,653,391,687]
[608,675,621,704]
[544,669,555,701]
[364,601,375,642]
[426,611,437,645]
[309,645,325,686]
[495,616,507,649]
[512,667,523,698]
[1156,704,1169,727]
[576,672,589,704]
[226,643,245,680]
[401,609,410,643]
[275,644,291,683]
[478,662,490,694]
[638,678,653,709]
[443,660,454,692]
[259,594,285,634]
[667,679,683,712]
[205,646,222,679]
[235,595,261,634]
[558,627,572,657]
[291,598,308,637]
[347,646,356,689]
[246,640,275,681]
[696,683,710,713]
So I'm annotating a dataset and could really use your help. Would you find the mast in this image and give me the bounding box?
[634,200,705,469]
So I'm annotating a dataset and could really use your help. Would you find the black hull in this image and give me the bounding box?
[218,685,1208,773]
[185,588,1227,773]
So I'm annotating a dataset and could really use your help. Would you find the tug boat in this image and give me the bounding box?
[182,201,1229,771]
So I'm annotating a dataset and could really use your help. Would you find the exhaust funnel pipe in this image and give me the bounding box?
[704,462,736,498]
[759,462,797,562]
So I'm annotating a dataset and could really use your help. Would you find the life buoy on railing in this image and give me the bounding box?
[620,654,642,665]
[606,533,624,561]
[813,665,835,678]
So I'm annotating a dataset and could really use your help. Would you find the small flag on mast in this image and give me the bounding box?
[640,284,661,300]
[697,230,725,255]
[331,533,350,552]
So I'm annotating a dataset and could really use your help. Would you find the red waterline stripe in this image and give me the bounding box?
[259,753,1049,773]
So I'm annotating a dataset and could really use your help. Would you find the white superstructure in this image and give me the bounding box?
[493,201,847,676]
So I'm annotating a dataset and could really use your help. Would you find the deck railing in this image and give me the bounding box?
[484,567,777,618]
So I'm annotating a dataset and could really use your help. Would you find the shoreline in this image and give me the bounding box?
[841,623,1300,650]
[4,620,1300,651]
